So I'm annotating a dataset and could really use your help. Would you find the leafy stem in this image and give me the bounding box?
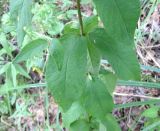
[76,0,84,36]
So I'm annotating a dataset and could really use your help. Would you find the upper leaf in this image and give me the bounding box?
[63,16,98,35]
[10,0,32,46]
[91,0,141,80]
[13,39,48,63]
[10,0,23,20]
[46,35,87,110]
[93,0,140,41]
[89,28,140,80]
[17,0,32,46]
[83,16,98,34]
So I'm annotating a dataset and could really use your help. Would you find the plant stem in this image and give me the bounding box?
[76,0,84,36]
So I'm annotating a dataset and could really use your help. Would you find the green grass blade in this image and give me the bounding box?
[0,83,46,95]
[114,99,160,109]
[117,80,160,89]
[142,121,160,131]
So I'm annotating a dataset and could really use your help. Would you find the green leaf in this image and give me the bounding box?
[10,0,32,46]
[102,114,121,131]
[13,39,48,63]
[70,119,90,131]
[91,0,141,81]
[10,0,23,20]
[0,33,12,56]
[63,22,79,35]
[87,39,101,75]
[45,39,64,101]
[93,0,140,40]
[46,35,87,110]
[48,38,64,71]
[83,16,98,34]
[48,21,64,35]
[85,77,113,119]
[142,107,159,118]
[0,63,11,75]
[99,70,117,94]
[89,28,140,80]
[14,64,30,79]
[0,48,6,56]
[63,16,98,35]
[11,64,17,87]
[63,102,86,127]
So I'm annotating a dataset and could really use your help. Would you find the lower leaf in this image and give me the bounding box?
[63,102,87,127]
[99,70,117,94]
[101,114,121,131]
[70,119,90,131]
[85,77,114,119]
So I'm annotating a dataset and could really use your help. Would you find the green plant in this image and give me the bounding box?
[4,0,160,130]
[11,0,141,130]
[44,0,141,130]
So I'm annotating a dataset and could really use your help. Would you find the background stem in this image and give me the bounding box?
[76,0,84,36]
